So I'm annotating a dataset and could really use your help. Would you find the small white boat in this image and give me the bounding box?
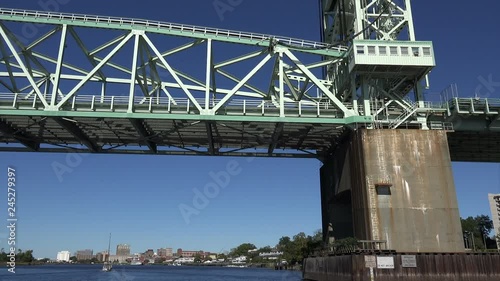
[130,256,142,266]
[102,233,113,272]
[102,261,112,272]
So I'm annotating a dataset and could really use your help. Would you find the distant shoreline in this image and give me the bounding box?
[0,262,300,271]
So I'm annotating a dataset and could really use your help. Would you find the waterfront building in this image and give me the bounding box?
[108,255,129,263]
[75,249,93,261]
[231,256,247,264]
[56,251,70,262]
[157,248,167,257]
[259,251,283,260]
[176,248,204,257]
[489,193,500,248]
[157,247,174,258]
[96,251,109,262]
[116,244,131,256]
[175,257,195,263]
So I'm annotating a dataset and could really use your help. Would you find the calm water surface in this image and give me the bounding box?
[0,265,303,281]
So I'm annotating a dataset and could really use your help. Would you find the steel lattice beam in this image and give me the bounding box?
[268,123,284,155]
[129,118,157,154]
[0,119,39,151]
[0,7,357,118]
[53,117,100,152]
[205,122,217,156]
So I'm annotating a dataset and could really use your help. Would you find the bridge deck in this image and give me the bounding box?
[448,131,500,162]
[0,112,345,158]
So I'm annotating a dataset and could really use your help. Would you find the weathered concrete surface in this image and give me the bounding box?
[303,254,500,281]
[321,129,464,253]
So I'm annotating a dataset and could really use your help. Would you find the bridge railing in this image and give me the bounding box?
[0,8,348,52]
[0,92,347,118]
[9,91,492,122]
[447,97,500,114]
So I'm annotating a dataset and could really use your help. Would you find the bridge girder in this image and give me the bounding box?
[0,7,497,162]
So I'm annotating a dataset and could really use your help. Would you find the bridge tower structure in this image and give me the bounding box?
[318,0,464,253]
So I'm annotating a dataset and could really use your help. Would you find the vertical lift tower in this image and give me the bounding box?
[319,0,464,253]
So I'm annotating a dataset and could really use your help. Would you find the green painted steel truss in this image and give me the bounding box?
[1,7,494,159]
[0,7,373,157]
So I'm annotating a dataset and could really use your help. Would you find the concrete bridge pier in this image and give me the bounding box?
[320,129,464,253]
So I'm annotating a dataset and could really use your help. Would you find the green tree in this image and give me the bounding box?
[217,253,227,261]
[194,253,202,263]
[229,243,256,257]
[250,255,264,263]
[461,215,493,250]
[277,236,291,252]
[16,249,24,262]
[0,248,7,262]
[276,233,317,266]
[258,246,272,253]
[476,215,494,248]
[330,237,359,252]
[312,229,322,242]
[461,217,478,233]
[290,232,308,265]
[0,249,35,263]
[276,236,293,264]
[19,250,34,263]
[69,256,77,263]
[303,231,323,257]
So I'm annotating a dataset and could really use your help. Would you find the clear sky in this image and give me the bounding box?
[0,0,499,259]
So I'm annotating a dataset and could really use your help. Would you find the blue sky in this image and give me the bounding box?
[0,0,499,258]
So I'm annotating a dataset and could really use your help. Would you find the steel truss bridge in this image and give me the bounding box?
[0,2,498,161]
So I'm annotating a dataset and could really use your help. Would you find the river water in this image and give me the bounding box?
[0,265,303,281]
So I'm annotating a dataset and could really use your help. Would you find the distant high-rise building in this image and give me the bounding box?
[157,248,167,257]
[489,194,500,248]
[96,252,104,262]
[76,249,93,261]
[116,244,131,256]
[157,248,173,257]
[96,251,110,262]
[56,251,70,262]
[165,248,173,257]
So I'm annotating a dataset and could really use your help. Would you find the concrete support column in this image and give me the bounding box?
[320,129,464,253]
